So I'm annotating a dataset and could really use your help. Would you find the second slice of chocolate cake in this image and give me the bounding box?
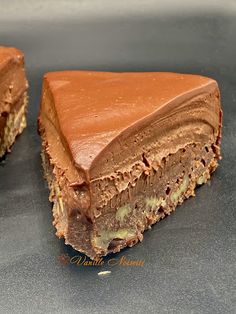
[38,71,222,259]
[0,46,28,158]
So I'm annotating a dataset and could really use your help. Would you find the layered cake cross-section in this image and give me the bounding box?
[38,71,222,259]
[0,46,28,158]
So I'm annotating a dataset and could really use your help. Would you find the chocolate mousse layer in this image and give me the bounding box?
[38,71,222,259]
[0,46,28,158]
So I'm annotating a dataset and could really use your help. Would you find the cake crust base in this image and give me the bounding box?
[0,92,28,158]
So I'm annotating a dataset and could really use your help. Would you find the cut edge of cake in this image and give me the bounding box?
[0,46,29,158]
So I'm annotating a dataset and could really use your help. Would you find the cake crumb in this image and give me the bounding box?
[98,270,111,277]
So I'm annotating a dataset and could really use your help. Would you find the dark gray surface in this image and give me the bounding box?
[0,1,235,313]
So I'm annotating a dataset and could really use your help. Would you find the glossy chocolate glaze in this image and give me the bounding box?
[40,71,221,182]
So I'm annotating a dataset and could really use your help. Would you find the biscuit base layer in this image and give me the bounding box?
[0,92,28,158]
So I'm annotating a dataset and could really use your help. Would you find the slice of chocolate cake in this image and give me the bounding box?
[0,46,28,158]
[38,71,222,259]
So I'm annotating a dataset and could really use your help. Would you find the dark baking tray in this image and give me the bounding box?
[0,2,235,313]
